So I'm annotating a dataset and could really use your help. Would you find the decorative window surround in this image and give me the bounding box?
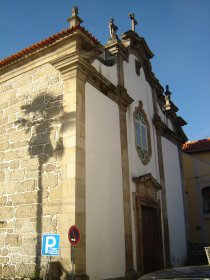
[134,101,151,164]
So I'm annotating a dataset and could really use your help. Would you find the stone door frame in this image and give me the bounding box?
[133,173,164,274]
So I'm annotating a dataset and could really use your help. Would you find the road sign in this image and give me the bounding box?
[68,225,80,246]
[42,234,60,256]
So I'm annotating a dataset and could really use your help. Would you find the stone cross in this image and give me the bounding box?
[128,13,137,32]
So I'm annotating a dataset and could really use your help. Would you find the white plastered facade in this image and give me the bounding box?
[125,54,187,269]
[85,52,187,279]
[162,137,187,266]
[85,83,126,280]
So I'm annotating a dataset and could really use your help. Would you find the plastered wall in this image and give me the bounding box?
[162,137,187,266]
[85,83,126,280]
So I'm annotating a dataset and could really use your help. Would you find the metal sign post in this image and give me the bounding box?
[68,225,81,280]
[71,245,75,280]
[48,256,51,280]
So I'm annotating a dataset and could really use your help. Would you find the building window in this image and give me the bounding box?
[134,101,151,164]
[202,187,210,213]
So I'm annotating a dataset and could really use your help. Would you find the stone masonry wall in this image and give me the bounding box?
[0,64,64,279]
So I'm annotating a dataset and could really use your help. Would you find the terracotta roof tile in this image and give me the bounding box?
[0,25,100,69]
[182,138,210,153]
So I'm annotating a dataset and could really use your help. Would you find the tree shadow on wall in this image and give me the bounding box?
[15,92,75,278]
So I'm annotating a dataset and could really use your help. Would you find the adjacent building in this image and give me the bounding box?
[0,7,188,280]
[182,138,210,264]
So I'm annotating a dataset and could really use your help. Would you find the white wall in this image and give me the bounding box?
[92,59,118,86]
[124,54,159,180]
[162,137,187,266]
[88,53,187,273]
[85,83,125,280]
[157,103,174,131]
[124,53,187,268]
[124,54,161,269]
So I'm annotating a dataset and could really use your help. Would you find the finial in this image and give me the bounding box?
[165,85,172,97]
[109,18,118,39]
[128,13,138,32]
[72,6,78,17]
[164,85,172,111]
[67,6,83,28]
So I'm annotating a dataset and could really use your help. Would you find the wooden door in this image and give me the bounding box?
[142,206,159,273]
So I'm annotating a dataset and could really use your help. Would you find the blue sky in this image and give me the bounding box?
[0,0,209,140]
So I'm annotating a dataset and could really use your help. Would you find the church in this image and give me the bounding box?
[0,7,188,280]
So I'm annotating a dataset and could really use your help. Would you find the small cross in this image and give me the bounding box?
[128,13,138,32]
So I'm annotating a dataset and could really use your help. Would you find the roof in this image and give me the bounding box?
[0,25,100,69]
[182,138,210,153]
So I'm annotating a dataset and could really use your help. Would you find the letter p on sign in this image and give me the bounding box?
[45,236,56,253]
[42,234,60,256]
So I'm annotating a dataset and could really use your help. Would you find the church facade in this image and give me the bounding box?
[0,7,187,280]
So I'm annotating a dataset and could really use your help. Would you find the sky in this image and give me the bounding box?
[0,0,209,141]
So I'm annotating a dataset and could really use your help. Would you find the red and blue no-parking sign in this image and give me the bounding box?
[68,225,80,246]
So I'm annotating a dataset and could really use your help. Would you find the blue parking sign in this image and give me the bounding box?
[42,234,60,256]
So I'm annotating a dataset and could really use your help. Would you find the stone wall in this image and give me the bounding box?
[0,63,64,278]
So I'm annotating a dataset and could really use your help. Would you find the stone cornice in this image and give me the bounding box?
[155,93,188,147]
[52,49,134,110]
[120,31,165,101]
[86,66,134,111]
[143,65,164,93]
[153,113,187,145]
[115,85,134,111]
[121,31,154,75]
[121,31,154,60]
[0,28,101,83]
[157,93,179,115]
[132,173,162,190]
[0,25,99,70]
[105,38,128,61]
[0,22,134,111]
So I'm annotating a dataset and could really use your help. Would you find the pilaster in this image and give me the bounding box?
[105,39,127,87]
[57,66,87,278]
[178,148,190,257]
[156,131,171,267]
[119,104,134,275]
